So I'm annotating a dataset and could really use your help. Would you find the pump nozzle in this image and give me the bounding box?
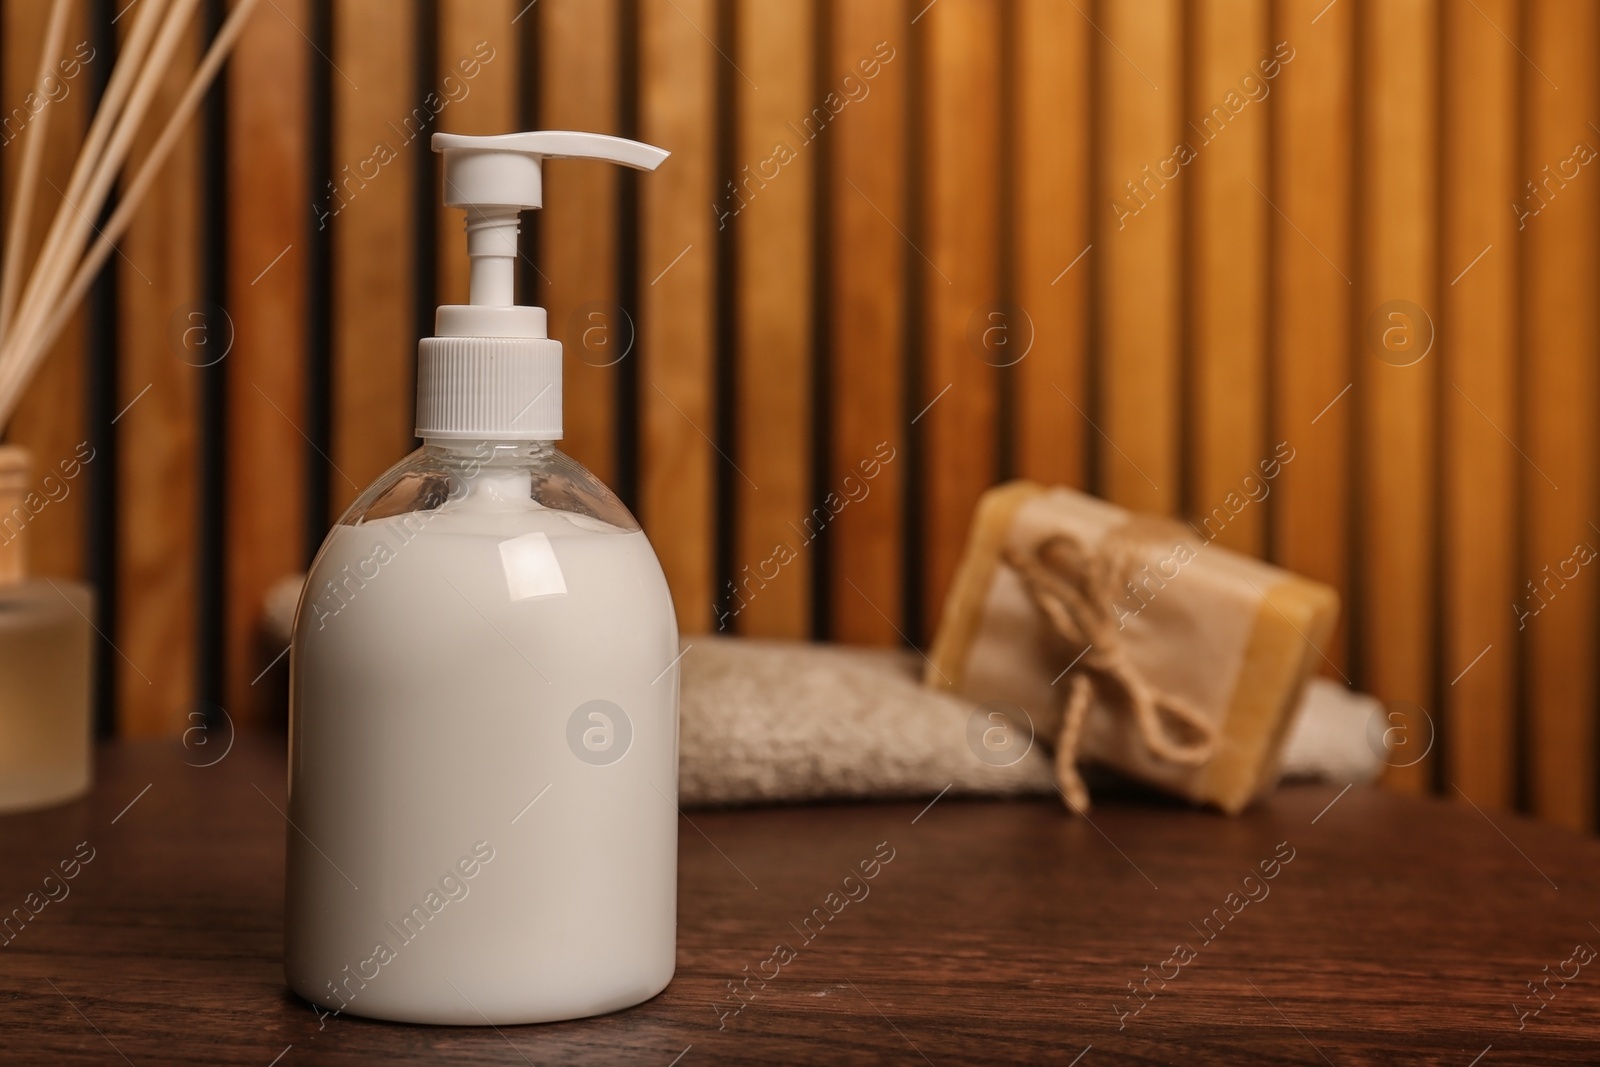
[416,130,670,442]
[434,131,669,320]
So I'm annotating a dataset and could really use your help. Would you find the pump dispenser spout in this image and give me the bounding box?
[416,131,669,442]
[434,131,669,337]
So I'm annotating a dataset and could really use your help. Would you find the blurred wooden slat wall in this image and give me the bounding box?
[5,0,1600,831]
[226,0,308,728]
[1357,0,1438,794]
[828,0,906,643]
[639,0,717,635]
[1012,0,1087,489]
[1522,0,1599,831]
[732,0,814,638]
[1190,0,1267,557]
[117,6,203,736]
[330,0,417,517]
[1270,0,1352,680]
[538,0,620,485]
[919,0,1000,633]
[1442,0,1516,811]
[1099,0,1181,520]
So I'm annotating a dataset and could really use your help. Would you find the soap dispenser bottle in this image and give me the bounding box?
[285,131,679,1026]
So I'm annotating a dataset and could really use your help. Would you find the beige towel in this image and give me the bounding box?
[678,636,1055,806]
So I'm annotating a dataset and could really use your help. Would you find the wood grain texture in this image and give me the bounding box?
[639,0,719,634]
[435,0,520,307]
[1,0,90,582]
[827,0,906,645]
[1521,0,1598,832]
[1096,0,1180,515]
[225,0,309,729]
[3,738,1600,1062]
[1268,0,1352,674]
[729,0,813,638]
[1012,0,1088,491]
[328,0,418,516]
[537,0,622,485]
[1355,0,1437,794]
[917,0,1000,637]
[1439,0,1517,811]
[1186,0,1266,553]
[115,11,203,737]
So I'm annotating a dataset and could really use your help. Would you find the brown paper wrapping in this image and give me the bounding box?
[926,482,1339,813]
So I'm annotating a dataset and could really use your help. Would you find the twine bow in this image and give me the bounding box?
[1002,526,1217,813]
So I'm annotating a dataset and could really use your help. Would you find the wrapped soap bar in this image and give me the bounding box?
[926,482,1339,814]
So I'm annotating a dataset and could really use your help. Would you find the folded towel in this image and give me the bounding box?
[678,636,1055,806]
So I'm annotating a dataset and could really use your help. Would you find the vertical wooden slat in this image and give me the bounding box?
[1356,0,1438,793]
[919,0,1000,633]
[1187,0,1266,553]
[538,0,621,485]
[828,0,906,644]
[117,12,203,736]
[1440,0,1517,809]
[1270,0,1352,673]
[730,0,813,638]
[2,0,90,582]
[1522,0,1598,831]
[225,0,308,727]
[639,0,718,633]
[1012,0,1088,489]
[329,0,417,515]
[437,0,520,307]
[1097,0,1180,515]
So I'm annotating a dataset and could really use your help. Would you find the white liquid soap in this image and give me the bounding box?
[285,132,680,1025]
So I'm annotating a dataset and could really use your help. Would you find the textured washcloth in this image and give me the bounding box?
[677,636,1056,806]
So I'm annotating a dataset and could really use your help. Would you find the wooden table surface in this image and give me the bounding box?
[1,737,1597,1066]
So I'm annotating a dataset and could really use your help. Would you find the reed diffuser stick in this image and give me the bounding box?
[13,0,267,414]
[0,0,172,417]
[5,0,170,345]
[0,0,72,341]
[0,0,192,396]
[0,0,258,431]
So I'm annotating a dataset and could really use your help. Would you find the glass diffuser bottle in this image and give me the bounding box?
[0,444,94,812]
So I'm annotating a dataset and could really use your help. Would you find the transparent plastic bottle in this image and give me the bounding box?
[285,439,680,1024]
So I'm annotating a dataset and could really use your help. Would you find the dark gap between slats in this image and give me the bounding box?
[900,0,926,648]
[1175,0,1195,523]
[1344,1,1367,700]
[1426,0,1448,797]
[196,0,229,725]
[85,0,120,737]
[304,0,334,560]
[995,0,1016,486]
[615,0,642,514]
[1083,0,1105,501]
[807,0,833,641]
[1262,0,1282,568]
[411,0,439,450]
[1511,0,1532,818]
[518,0,542,467]
[711,0,738,633]
[518,6,541,316]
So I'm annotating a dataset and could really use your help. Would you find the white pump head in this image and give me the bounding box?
[415,131,670,441]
